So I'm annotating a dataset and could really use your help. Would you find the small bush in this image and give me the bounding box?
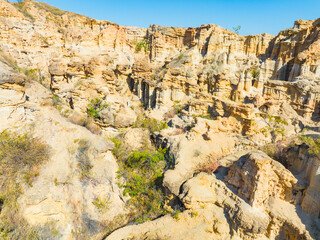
[133,115,168,133]
[251,68,260,79]
[87,97,109,119]
[172,210,181,220]
[110,137,132,162]
[174,104,183,115]
[23,68,40,82]
[190,211,198,218]
[135,39,149,53]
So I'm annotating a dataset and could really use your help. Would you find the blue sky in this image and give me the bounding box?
[42,0,319,36]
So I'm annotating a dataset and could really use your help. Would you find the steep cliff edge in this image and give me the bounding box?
[1,0,320,239]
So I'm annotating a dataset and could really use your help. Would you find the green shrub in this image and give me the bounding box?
[0,130,49,239]
[262,115,288,138]
[87,97,109,119]
[23,68,40,82]
[135,39,149,53]
[172,210,181,220]
[251,68,260,79]
[133,115,168,133]
[173,103,183,115]
[299,135,320,155]
[190,211,198,218]
[116,147,169,223]
[52,95,62,107]
[110,137,132,162]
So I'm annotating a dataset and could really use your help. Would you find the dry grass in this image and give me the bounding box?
[35,2,66,16]
[0,130,49,238]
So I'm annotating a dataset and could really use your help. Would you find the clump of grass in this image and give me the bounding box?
[87,97,109,119]
[92,197,111,214]
[172,210,181,221]
[133,115,168,133]
[52,94,62,108]
[0,130,49,238]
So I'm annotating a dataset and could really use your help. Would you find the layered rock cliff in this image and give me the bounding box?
[0,0,320,239]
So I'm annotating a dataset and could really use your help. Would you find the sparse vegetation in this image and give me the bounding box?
[0,130,49,239]
[34,2,66,16]
[192,113,216,120]
[0,49,18,71]
[52,94,62,108]
[135,39,149,53]
[76,139,92,181]
[133,115,168,133]
[299,135,320,156]
[87,97,109,119]
[190,211,198,218]
[23,68,40,82]
[260,141,287,161]
[111,136,169,224]
[0,48,44,84]
[12,1,35,21]
[172,210,181,220]
[261,115,288,138]
[92,197,111,213]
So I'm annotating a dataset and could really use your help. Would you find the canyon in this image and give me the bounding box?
[0,0,320,239]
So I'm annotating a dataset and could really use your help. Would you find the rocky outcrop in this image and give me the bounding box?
[225,151,297,208]
[286,143,320,218]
